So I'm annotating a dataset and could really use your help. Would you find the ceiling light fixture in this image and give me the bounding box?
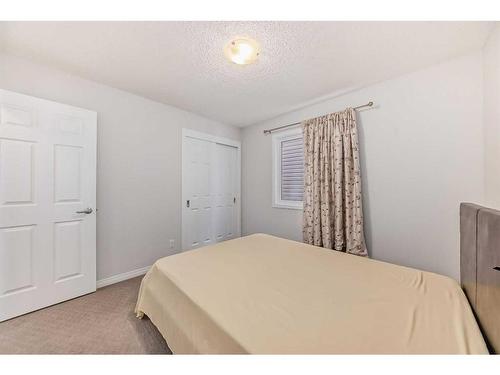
[224,37,260,65]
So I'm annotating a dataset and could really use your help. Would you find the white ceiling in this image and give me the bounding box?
[0,21,494,126]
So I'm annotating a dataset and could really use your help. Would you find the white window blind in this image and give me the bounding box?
[280,136,304,202]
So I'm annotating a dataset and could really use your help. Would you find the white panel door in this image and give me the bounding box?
[214,143,238,242]
[183,136,215,249]
[182,130,240,251]
[0,89,96,322]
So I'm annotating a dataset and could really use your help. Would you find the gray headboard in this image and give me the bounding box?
[460,203,500,354]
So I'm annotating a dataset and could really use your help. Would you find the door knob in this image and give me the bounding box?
[76,208,93,214]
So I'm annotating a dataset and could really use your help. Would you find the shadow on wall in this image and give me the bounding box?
[356,105,378,257]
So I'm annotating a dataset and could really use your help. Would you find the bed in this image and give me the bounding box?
[460,203,500,354]
[135,219,491,354]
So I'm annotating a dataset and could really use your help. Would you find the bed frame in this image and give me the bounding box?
[460,203,500,354]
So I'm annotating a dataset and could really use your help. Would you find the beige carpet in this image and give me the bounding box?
[0,277,171,354]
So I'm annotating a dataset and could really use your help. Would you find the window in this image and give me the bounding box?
[272,127,304,209]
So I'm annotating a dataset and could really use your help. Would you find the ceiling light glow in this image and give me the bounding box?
[224,38,260,65]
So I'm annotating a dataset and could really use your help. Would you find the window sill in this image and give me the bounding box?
[272,202,303,210]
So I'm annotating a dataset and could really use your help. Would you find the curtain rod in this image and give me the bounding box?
[263,101,374,134]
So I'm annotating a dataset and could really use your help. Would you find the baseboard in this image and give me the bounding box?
[97,265,151,289]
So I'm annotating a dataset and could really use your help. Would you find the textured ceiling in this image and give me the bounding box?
[0,21,494,126]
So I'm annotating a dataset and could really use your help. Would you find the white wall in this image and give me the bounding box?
[483,25,500,209]
[0,47,491,283]
[242,52,485,280]
[0,53,241,281]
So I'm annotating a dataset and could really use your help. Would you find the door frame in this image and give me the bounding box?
[181,128,241,251]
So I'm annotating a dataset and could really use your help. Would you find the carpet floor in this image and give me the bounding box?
[0,277,171,354]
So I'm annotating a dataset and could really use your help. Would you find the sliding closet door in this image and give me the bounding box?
[182,130,240,251]
[213,143,238,242]
[0,89,97,322]
[183,136,215,249]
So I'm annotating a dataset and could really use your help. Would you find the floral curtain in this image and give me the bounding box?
[302,108,368,256]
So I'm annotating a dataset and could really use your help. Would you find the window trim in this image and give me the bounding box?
[272,127,304,210]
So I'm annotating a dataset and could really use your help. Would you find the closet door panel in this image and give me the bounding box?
[182,131,240,251]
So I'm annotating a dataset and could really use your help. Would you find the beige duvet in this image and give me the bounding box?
[135,234,487,354]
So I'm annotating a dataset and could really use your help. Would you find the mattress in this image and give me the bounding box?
[135,234,487,354]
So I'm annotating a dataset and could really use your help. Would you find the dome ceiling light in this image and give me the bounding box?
[224,37,260,65]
